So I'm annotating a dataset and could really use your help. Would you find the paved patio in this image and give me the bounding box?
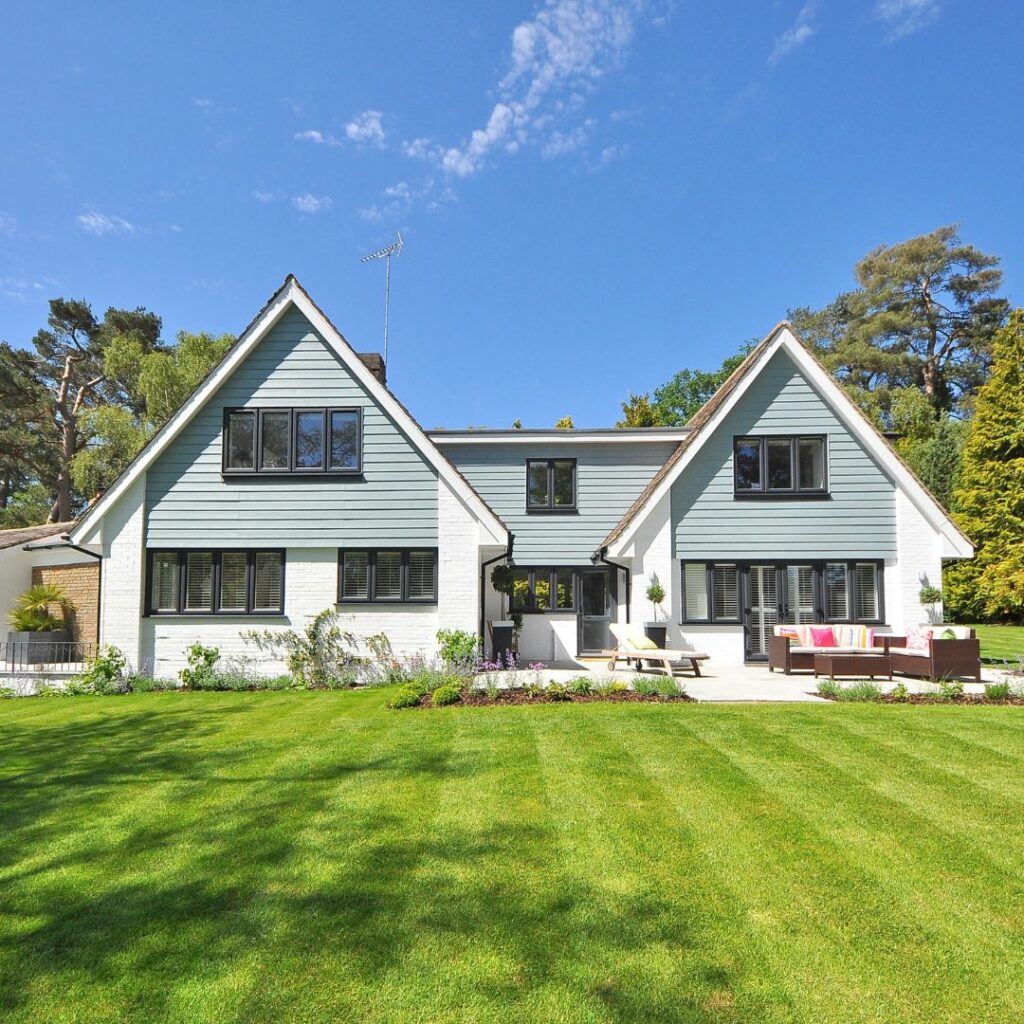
[480,659,990,703]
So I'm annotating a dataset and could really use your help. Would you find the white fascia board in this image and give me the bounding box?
[431,431,690,444]
[71,279,508,548]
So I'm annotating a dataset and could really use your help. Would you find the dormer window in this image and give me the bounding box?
[526,458,576,512]
[733,436,827,497]
[223,407,362,475]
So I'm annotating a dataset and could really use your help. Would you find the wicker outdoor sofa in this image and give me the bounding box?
[768,624,981,683]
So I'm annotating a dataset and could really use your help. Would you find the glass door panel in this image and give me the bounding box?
[578,571,613,654]
[785,565,815,624]
[747,565,778,659]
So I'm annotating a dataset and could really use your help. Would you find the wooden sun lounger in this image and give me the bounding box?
[601,649,710,677]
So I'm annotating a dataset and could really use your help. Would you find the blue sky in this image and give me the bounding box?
[2,1,1021,428]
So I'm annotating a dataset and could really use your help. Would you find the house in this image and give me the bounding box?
[57,275,971,677]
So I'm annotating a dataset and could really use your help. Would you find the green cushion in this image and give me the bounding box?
[630,634,658,651]
[939,628,957,640]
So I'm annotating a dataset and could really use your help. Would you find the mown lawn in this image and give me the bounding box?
[2,691,1023,1024]
[971,623,1024,664]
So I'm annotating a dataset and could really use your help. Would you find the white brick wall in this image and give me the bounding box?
[892,488,944,632]
[98,475,146,669]
[438,476,481,637]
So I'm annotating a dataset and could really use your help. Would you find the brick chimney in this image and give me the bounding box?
[357,352,387,385]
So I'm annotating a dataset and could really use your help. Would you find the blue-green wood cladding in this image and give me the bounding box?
[145,308,438,547]
[444,441,678,564]
[671,349,897,559]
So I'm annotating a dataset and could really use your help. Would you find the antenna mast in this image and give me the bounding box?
[360,231,403,365]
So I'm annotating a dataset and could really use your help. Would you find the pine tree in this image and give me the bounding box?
[944,310,1024,622]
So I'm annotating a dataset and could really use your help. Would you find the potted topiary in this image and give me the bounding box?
[7,583,75,664]
[489,562,517,665]
[919,584,943,625]
[644,577,667,648]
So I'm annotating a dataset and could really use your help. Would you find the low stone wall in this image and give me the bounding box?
[31,562,99,643]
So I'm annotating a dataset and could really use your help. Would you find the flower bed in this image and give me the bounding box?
[400,687,694,709]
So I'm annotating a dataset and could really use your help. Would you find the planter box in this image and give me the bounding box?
[489,621,515,667]
[6,630,73,666]
[644,623,667,649]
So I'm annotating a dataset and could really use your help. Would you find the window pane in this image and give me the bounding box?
[554,569,574,609]
[330,411,360,470]
[786,565,815,624]
[553,460,575,507]
[713,565,739,621]
[825,563,848,619]
[253,552,283,611]
[798,438,825,490]
[684,563,708,620]
[734,438,762,491]
[408,551,436,600]
[260,411,290,469]
[295,411,325,469]
[510,568,530,611]
[226,412,255,469]
[854,563,879,621]
[375,551,401,599]
[766,438,793,489]
[219,552,248,612]
[185,552,213,611]
[534,571,551,611]
[150,552,179,611]
[527,461,549,507]
[341,551,368,600]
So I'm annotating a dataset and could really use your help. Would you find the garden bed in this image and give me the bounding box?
[404,686,694,708]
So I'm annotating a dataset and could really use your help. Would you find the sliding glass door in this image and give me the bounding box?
[746,565,778,659]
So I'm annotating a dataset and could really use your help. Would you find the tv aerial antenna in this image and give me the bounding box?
[360,231,403,366]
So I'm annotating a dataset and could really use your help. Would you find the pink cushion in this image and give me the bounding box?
[906,626,932,650]
[810,626,836,647]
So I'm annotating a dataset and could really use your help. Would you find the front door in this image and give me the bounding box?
[745,564,779,660]
[577,570,614,655]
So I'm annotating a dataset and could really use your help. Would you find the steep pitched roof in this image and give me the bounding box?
[71,276,508,547]
[0,522,75,552]
[600,322,973,559]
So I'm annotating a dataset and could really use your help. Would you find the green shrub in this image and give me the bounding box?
[179,642,221,689]
[431,682,463,706]
[0,686,15,700]
[889,681,910,702]
[632,676,661,696]
[818,679,882,702]
[545,681,570,701]
[938,678,964,701]
[7,582,73,632]
[244,609,361,687]
[608,681,629,694]
[388,685,426,709]
[655,675,685,698]
[985,681,1011,701]
[127,675,178,693]
[817,678,842,699]
[405,668,447,695]
[436,629,480,671]
[73,645,127,695]
[566,676,593,695]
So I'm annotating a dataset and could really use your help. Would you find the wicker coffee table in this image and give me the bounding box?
[813,652,892,680]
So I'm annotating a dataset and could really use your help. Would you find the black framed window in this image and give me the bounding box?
[223,407,362,475]
[526,458,577,512]
[146,549,285,615]
[337,550,438,604]
[733,436,828,496]
[506,567,578,613]
[681,560,883,625]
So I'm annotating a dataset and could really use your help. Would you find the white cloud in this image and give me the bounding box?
[0,212,16,237]
[0,275,53,301]
[294,128,343,147]
[251,189,276,203]
[424,0,645,178]
[345,110,386,147]
[542,123,591,158]
[76,208,135,236]
[599,143,628,163]
[768,2,816,66]
[292,193,333,214]
[874,0,940,40]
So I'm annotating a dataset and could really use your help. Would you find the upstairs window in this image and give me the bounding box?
[526,458,577,512]
[733,436,827,496]
[223,407,362,475]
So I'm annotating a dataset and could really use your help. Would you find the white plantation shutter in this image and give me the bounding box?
[253,552,283,611]
[787,565,815,623]
[713,565,739,621]
[342,552,369,600]
[408,551,436,600]
[220,552,248,612]
[185,552,213,611]
[684,563,708,620]
[854,563,879,621]
[150,552,178,611]
[375,552,402,599]
[824,563,848,619]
